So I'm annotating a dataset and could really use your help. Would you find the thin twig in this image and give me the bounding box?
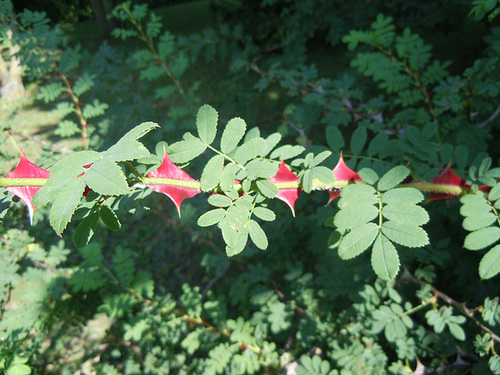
[477,104,500,128]
[401,270,500,344]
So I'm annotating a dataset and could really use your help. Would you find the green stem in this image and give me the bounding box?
[0,176,474,198]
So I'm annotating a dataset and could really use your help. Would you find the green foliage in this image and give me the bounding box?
[1,1,500,374]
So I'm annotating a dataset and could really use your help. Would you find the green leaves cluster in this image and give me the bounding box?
[460,186,500,279]
[343,14,449,109]
[169,105,293,255]
[33,122,158,243]
[329,166,429,280]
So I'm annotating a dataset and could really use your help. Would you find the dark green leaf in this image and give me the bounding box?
[326,126,344,152]
[350,127,367,154]
[100,205,121,231]
[358,168,379,184]
[73,211,99,248]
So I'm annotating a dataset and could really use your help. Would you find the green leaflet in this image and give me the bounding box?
[270,144,305,160]
[381,221,429,248]
[350,126,367,154]
[460,193,491,216]
[201,155,224,191]
[245,160,278,180]
[479,245,500,279]
[338,222,379,259]
[73,211,99,248]
[169,136,207,163]
[382,202,429,225]
[464,227,500,250]
[100,205,121,231]
[358,168,379,184]
[196,104,218,145]
[198,208,226,227]
[208,194,233,208]
[256,179,279,198]
[333,181,428,278]
[49,178,87,236]
[234,138,267,165]
[226,232,248,256]
[371,234,400,280]
[462,213,496,232]
[312,166,336,184]
[32,162,88,207]
[377,166,410,191]
[381,188,424,204]
[220,163,240,192]
[262,133,282,157]
[253,207,276,222]
[337,184,377,209]
[488,182,500,201]
[334,204,379,230]
[103,139,150,162]
[248,219,268,250]
[221,117,246,154]
[85,159,130,196]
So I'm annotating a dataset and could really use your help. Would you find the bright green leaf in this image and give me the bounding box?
[248,219,268,250]
[334,204,379,230]
[377,166,410,191]
[479,244,500,279]
[253,207,276,221]
[169,137,207,164]
[85,159,129,195]
[256,179,279,198]
[371,234,400,280]
[201,155,224,191]
[234,138,267,164]
[208,194,233,207]
[338,222,378,259]
[49,178,86,236]
[382,203,429,225]
[382,221,429,248]
[382,187,424,204]
[198,208,226,227]
[197,104,218,144]
[464,226,500,250]
[221,117,246,154]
